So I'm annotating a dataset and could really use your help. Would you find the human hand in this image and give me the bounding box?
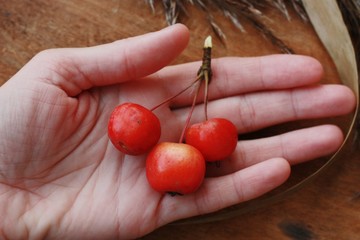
[0,24,355,239]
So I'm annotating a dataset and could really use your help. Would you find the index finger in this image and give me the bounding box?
[152,55,324,107]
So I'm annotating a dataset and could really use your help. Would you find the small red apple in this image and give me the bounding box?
[108,103,161,155]
[185,118,238,162]
[146,142,206,195]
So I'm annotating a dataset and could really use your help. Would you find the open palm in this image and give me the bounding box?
[0,24,355,239]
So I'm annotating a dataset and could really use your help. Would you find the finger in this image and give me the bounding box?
[152,55,324,107]
[206,125,344,177]
[159,158,290,224]
[16,24,190,96]
[172,84,356,133]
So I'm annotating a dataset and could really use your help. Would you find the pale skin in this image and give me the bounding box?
[0,24,356,239]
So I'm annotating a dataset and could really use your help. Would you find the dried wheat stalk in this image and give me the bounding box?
[146,0,360,55]
[337,0,360,66]
[146,0,310,53]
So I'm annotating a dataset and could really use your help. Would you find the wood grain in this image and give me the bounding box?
[1,1,359,239]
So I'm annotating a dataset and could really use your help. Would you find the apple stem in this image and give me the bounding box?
[198,36,212,121]
[203,70,210,120]
[178,80,202,143]
[150,76,201,112]
[178,36,213,143]
[151,36,213,143]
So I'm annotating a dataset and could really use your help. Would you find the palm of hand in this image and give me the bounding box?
[0,65,180,238]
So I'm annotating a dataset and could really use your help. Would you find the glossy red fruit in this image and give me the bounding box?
[146,142,206,195]
[108,103,161,155]
[185,118,238,162]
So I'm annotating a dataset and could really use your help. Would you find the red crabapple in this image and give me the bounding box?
[146,142,206,195]
[185,118,238,162]
[108,103,161,155]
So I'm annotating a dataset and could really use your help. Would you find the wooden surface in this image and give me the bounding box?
[1,1,359,239]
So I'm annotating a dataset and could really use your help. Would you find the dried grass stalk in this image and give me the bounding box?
[146,0,310,53]
[336,0,360,68]
[146,0,359,56]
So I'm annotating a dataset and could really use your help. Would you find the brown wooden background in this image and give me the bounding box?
[1,1,359,239]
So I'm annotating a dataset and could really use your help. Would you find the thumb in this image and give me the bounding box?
[12,24,190,96]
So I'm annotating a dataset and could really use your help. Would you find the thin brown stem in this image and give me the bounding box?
[199,36,212,121]
[150,76,201,112]
[203,70,210,120]
[179,81,202,143]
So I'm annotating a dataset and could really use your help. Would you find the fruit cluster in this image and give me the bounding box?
[108,36,238,196]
